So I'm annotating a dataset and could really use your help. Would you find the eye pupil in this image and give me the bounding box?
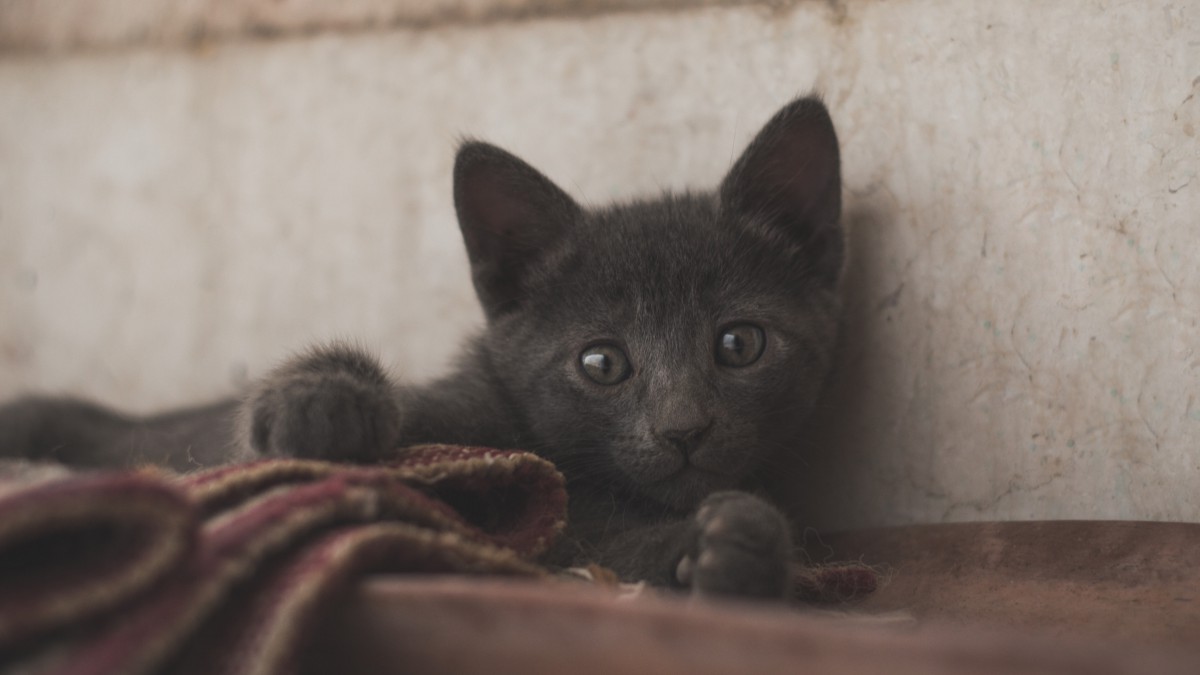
[722,333,744,355]
[580,345,631,385]
[716,324,765,367]
[583,353,610,374]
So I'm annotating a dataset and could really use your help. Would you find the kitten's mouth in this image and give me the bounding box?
[651,445,742,481]
[644,462,737,507]
[619,446,741,508]
[665,463,722,483]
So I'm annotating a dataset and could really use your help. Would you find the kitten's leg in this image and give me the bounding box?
[0,396,133,465]
[240,343,403,461]
[0,396,239,470]
[587,490,793,599]
[674,491,793,598]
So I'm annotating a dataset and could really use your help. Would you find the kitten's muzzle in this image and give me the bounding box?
[653,419,713,458]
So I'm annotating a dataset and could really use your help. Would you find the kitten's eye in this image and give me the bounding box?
[715,324,766,367]
[579,344,632,385]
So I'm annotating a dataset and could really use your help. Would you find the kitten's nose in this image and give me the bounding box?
[655,420,712,456]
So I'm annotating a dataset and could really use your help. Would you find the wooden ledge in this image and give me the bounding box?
[304,521,1200,674]
[0,0,780,56]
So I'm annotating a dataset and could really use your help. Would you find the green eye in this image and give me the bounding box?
[715,324,766,367]
[579,344,632,385]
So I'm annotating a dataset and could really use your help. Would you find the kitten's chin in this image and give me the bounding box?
[643,466,739,511]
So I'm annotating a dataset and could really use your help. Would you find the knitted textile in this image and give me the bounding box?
[0,446,877,674]
[0,445,567,675]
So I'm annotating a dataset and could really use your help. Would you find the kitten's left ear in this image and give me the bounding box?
[454,141,581,319]
[720,96,843,285]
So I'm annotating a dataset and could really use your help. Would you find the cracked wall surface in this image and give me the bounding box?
[1,0,1196,529]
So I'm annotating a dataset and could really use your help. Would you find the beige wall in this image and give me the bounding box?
[1,0,1196,529]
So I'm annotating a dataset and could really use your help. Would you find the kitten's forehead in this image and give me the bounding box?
[548,194,793,310]
[512,192,816,354]
[575,195,728,293]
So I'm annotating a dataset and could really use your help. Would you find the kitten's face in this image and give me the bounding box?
[488,197,841,509]
[455,97,843,510]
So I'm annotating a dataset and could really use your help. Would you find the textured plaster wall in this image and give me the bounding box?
[0,0,1196,529]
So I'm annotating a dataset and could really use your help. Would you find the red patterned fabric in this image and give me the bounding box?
[0,445,567,675]
[0,445,877,674]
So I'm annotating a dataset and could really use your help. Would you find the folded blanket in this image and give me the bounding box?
[0,464,194,653]
[0,445,567,675]
[0,445,877,674]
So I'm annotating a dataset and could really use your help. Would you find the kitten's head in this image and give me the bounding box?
[454,97,843,511]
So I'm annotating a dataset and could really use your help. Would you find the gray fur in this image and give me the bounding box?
[0,96,844,597]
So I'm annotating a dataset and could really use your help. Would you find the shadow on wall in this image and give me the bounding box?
[776,205,897,535]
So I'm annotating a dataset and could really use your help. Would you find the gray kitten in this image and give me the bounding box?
[0,96,844,598]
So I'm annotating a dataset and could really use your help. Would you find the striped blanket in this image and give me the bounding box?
[0,446,567,675]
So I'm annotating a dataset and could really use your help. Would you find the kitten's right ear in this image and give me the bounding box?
[453,142,581,319]
[720,96,843,286]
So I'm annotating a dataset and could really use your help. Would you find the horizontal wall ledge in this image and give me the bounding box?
[0,0,797,56]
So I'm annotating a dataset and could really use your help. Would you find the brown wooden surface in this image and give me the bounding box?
[822,520,1200,645]
[304,521,1200,674]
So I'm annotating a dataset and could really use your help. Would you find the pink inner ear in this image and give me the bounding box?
[461,169,526,244]
[718,98,843,284]
[453,146,582,318]
[723,99,841,231]
[760,118,840,224]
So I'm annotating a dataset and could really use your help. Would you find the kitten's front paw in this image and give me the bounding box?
[676,491,792,599]
[242,346,401,462]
